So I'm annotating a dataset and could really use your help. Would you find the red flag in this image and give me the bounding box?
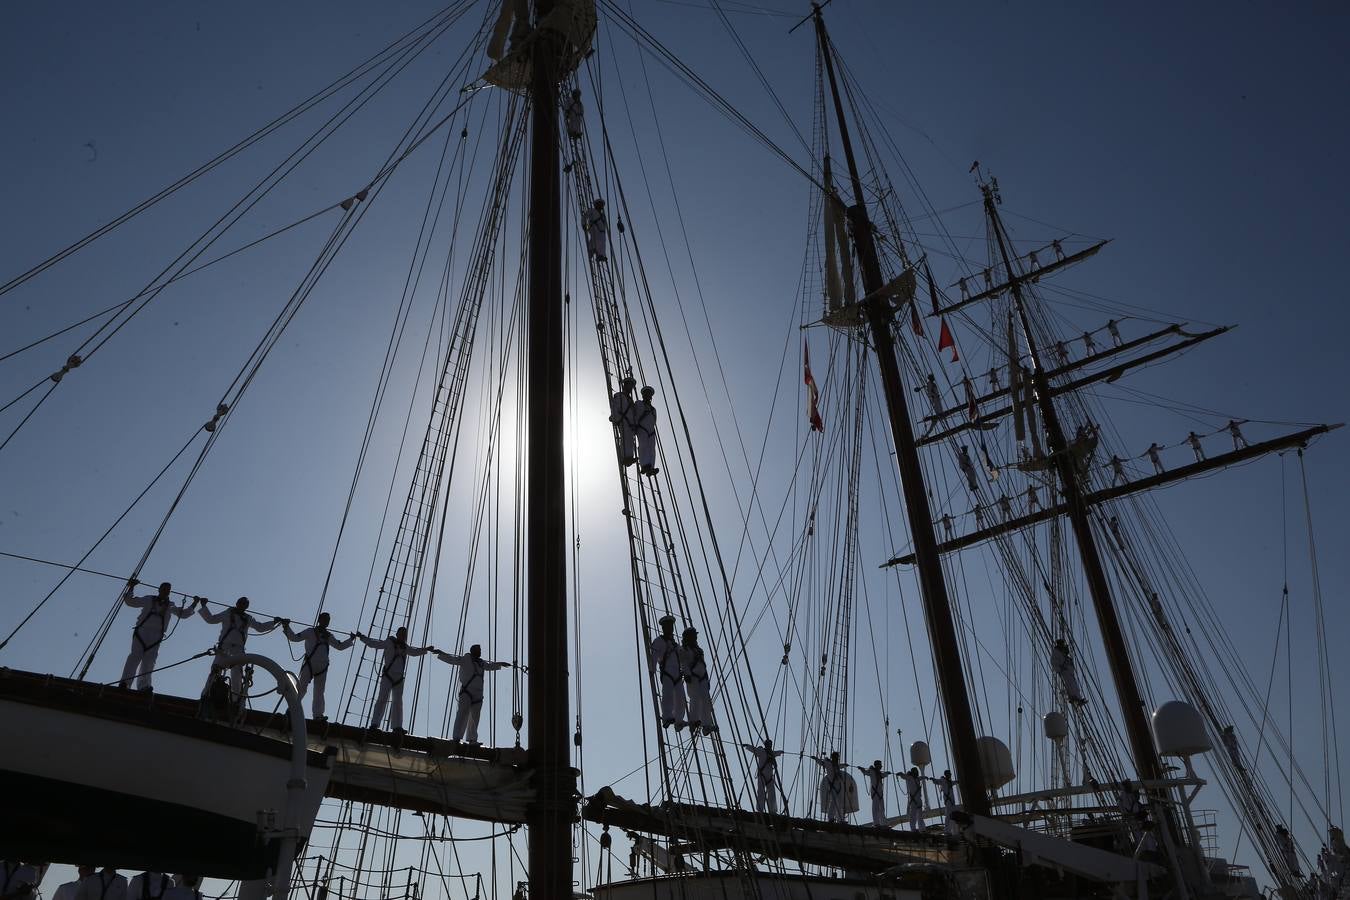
[804,342,824,433]
[937,318,959,362]
[910,302,925,337]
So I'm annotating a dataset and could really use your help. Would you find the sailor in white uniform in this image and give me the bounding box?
[609,375,638,466]
[859,760,889,827]
[679,626,717,734]
[50,867,93,900]
[126,873,173,900]
[937,769,958,834]
[813,751,856,823]
[160,876,201,900]
[901,767,924,831]
[435,643,510,744]
[1051,637,1086,705]
[741,739,784,814]
[648,614,686,729]
[281,612,355,720]
[75,869,126,900]
[564,88,585,139]
[199,597,280,704]
[119,580,198,691]
[582,198,608,261]
[631,386,659,476]
[357,626,433,733]
[0,862,39,900]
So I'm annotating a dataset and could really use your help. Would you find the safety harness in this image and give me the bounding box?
[866,768,885,800]
[684,646,707,684]
[137,875,170,900]
[132,599,174,652]
[653,637,681,685]
[382,640,408,687]
[630,403,656,437]
[300,627,332,677]
[458,656,487,707]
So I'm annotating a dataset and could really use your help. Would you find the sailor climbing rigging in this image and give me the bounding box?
[119,579,198,692]
[436,643,510,745]
[632,386,660,476]
[583,198,608,262]
[609,375,637,466]
[1050,637,1086,705]
[741,738,784,814]
[648,614,686,729]
[199,597,279,705]
[957,445,980,492]
[563,88,584,139]
[937,769,958,834]
[679,626,717,734]
[357,626,433,734]
[280,612,355,720]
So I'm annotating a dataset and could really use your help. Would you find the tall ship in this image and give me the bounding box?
[0,3,1343,900]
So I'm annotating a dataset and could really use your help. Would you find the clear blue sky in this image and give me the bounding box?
[2,1,1347,895]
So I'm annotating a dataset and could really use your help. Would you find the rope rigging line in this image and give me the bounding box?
[0,12,465,456]
[0,2,474,302]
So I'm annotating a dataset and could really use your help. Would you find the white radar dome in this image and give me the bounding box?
[1152,700,1212,757]
[910,741,932,768]
[1043,710,1069,742]
[976,736,1016,789]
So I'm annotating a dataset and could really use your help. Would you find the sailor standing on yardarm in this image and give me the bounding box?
[280,612,355,720]
[118,578,199,692]
[436,643,510,745]
[741,739,784,814]
[199,596,280,704]
[358,626,433,734]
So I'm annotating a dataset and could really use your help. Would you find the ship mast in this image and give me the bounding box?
[812,5,991,817]
[526,1,574,895]
[982,183,1201,893]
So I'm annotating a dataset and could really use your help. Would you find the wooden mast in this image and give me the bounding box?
[526,1,574,895]
[812,5,991,817]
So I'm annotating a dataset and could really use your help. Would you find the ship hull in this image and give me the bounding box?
[0,672,331,880]
[592,871,923,900]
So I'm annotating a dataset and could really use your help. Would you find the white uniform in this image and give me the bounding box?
[119,588,195,690]
[126,874,173,900]
[680,643,716,732]
[814,757,856,823]
[938,774,957,834]
[582,206,608,260]
[610,390,636,463]
[744,745,783,814]
[359,633,430,731]
[862,765,887,826]
[630,399,658,472]
[75,871,127,900]
[199,605,279,701]
[1,863,38,900]
[436,650,509,744]
[282,623,355,719]
[564,95,584,138]
[1050,643,1085,703]
[902,771,924,830]
[648,632,686,726]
